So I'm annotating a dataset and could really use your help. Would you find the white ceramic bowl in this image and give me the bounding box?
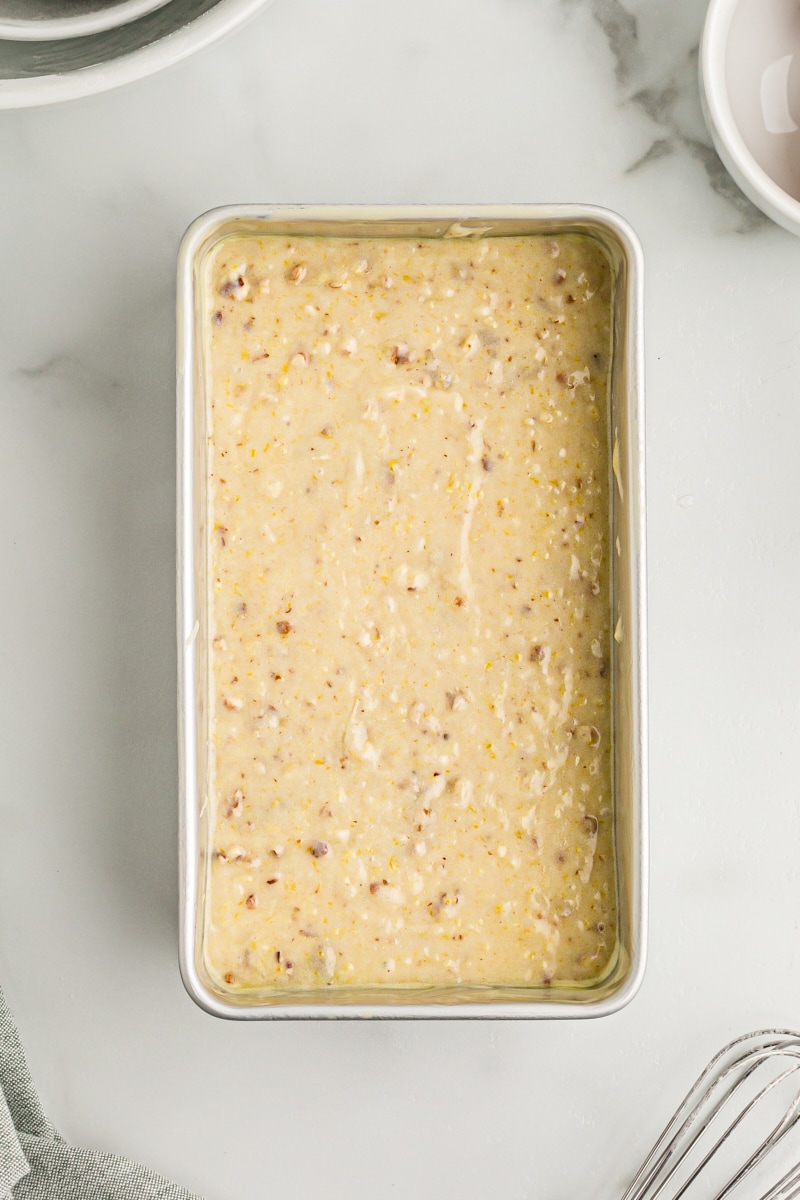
[0,0,171,43]
[0,0,275,107]
[700,0,800,236]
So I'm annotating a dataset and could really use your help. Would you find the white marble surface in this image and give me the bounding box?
[2,0,800,1196]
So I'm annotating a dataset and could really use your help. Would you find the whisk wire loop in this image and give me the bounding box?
[621,1031,800,1200]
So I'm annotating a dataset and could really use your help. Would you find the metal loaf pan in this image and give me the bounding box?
[177,204,647,1019]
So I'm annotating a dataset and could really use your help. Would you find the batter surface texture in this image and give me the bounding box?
[203,231,615,992]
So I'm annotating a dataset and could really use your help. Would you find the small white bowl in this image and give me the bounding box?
[700,0,800,236]
[0,0,171,42]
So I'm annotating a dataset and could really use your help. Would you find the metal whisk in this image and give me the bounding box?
[622,1031,800,1200]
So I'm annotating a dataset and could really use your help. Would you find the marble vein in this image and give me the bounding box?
[567,0,767,231]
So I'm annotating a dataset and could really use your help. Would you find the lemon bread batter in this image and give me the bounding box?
[203,231,615,992]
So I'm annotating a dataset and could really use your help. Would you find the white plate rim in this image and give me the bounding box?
[0,0,172,44]
[0,0,273,108]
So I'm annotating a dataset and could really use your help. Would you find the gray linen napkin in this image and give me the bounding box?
[0,985,202,1200]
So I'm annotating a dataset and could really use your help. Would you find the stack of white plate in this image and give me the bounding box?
[0,0,273,107]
